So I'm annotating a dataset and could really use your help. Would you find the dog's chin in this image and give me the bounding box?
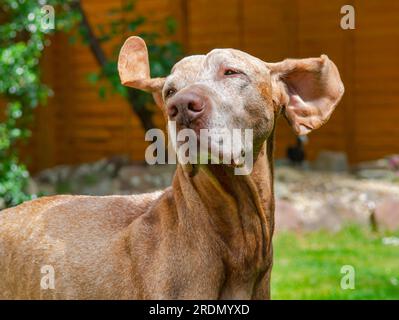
[199,142,246,168]
[174,128,248,168]
[174,143,242,166]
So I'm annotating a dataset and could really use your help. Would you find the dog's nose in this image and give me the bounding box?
[167,92,205,121]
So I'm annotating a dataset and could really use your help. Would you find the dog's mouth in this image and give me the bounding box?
[174,130,249,168]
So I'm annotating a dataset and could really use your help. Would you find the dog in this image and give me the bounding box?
[0,36,344,299]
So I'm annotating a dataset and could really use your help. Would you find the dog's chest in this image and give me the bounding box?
[219,284,254,299]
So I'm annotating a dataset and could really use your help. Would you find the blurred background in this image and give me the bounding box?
[0,0,398,299]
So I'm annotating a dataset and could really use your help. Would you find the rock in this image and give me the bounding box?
[274,181,290,199]
[117,164,175,192]
[118,166,154,191]
[275,166,304,183]
[355,158,391,171]
[302,198,370,232]
[387,154,399,170]
[356,169,398,181]
[274,199,303,232]
[147,164,175,187]
[35,182,56,195]
[302,202,343,232]
[27,178,39,195]
[118,166,145,183]
[35,165,70,184]
[354,154,399,182]
[107,155,130,167]
[375,197,399,231]
[331,198,369,225]
[313,151,348,172]
[79,178,120,196]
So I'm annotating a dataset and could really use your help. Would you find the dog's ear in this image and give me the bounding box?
[267,55,344,135]
[118,36,165,106]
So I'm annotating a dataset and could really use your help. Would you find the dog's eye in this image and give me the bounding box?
[165,88,176,98]
[224,69,241,76]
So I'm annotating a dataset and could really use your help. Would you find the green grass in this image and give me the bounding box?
[271,225,399,299]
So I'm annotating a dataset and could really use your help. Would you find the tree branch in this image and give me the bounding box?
[72,0,155,132]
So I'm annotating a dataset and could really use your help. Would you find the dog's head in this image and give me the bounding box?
[118,36,344,166]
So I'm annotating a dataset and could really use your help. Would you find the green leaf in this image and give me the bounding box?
[98,86,106,99]
[165,17,177,35]
[87,72,99,84]
[128,16,146,31]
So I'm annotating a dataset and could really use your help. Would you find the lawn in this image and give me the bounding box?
[271,226,399,299]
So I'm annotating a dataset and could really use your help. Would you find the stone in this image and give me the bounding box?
[313,151,348,172]
[274,181,290,200]
[304,202,344,232]
[27,178,39,195]
[35,165,70,184]
[274,199,303,233]
[302,197,372,232]
[35,182,56,195]
[355,158,390,171]
[375,197,399,231]
[78,177,120,196]
[118,166,155,191]
[354,154,399,182]
[330,198,369,225]
[387,154,399,170]
[356,169,398,181]
[275,166,304,183]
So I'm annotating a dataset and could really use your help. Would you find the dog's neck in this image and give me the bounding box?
[125,136,275,298]
[171,138,275,271]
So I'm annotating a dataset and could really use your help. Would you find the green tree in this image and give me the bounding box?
[0,0,80,208]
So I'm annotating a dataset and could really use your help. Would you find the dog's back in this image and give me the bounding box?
[0,192,162,299]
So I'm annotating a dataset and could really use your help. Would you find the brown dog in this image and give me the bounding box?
[0,36,344,299]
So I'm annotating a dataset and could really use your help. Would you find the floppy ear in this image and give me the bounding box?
[118,36,165,105]
[267,55,344,135]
